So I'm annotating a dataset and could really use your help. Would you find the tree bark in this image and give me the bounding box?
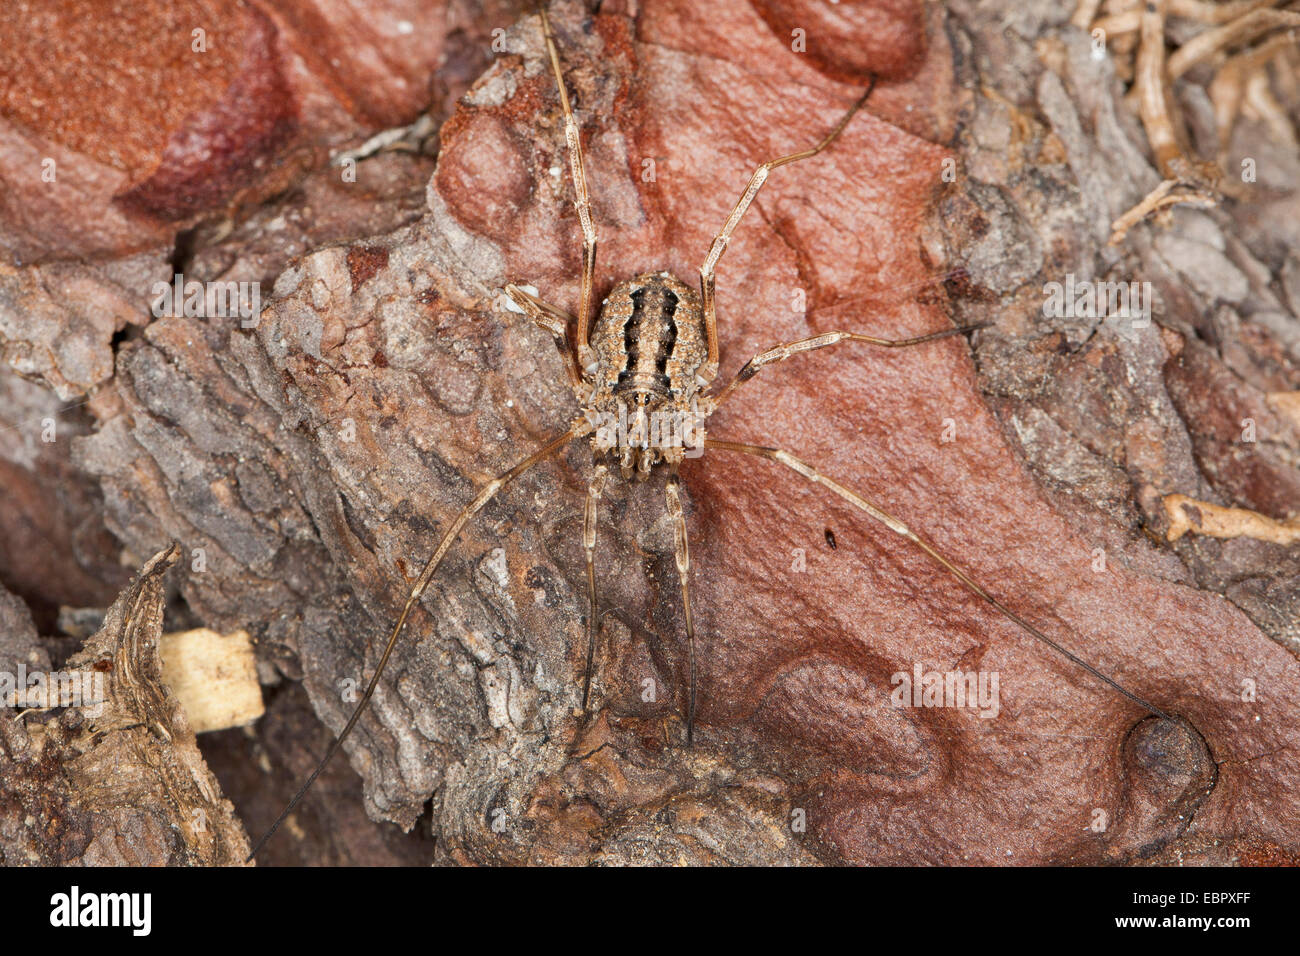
[1,0,1297,866]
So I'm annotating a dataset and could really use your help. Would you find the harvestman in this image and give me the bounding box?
[248,2,1171,860]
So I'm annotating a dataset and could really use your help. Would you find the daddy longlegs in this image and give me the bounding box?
[248,1,1174,861]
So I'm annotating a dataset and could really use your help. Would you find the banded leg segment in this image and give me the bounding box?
[697,79,876,383]
[704,439,1170,721]
[665,472,698,744]
[504,282,585,398]
[537,2,598,370]
[580,463,608,717]
[248,426,581,861]
[709,323,990,412]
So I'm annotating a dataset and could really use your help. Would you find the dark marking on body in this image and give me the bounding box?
[617,280,680,395]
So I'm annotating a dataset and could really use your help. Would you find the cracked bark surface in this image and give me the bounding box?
[0,0,1297,866]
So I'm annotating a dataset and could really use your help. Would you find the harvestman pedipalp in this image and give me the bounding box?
[248,0,1172,860]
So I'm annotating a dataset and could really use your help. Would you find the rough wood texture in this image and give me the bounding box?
[0,0,1297,866]
[0,548,250,865]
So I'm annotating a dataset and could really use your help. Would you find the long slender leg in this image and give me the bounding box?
[704,439,1171,721]
[697,78,876,383]
[504,282,586,399]
[708,323,990,412]
[248,426,582,861]
[665,472,698,744]
[580,462,608,718]
[537,2,598,371]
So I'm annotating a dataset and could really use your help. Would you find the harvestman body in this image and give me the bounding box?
[248,2,1171,859]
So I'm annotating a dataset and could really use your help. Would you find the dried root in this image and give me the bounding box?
[1164,494,1300,545]
[1077,0,1300,241]
[1109,178,1219,244]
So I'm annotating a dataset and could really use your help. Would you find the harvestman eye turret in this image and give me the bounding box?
[248,0,1172,861]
